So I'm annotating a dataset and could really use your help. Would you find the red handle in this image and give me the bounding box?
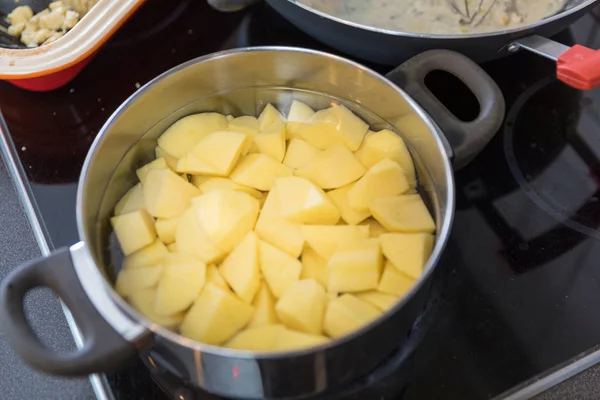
[557,45,600,91]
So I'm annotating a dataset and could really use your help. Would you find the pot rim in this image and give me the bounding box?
[76,46,455,359]
[283,0,597,40]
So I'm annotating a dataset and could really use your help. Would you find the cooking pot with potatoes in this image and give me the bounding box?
[0,47,504,399]
[210,0,600,90]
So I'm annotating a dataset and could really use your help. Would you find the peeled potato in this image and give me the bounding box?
[276,279,326,335]
[323,294,381,338]
[258,104,285,130]
[347,158,410,213]
[116,265,163,298]
[327,238,382,293]
[230,153,293,191]
[296,145,366,189]
[111,210,157,255]
[380,233,434,279]
[370,194,435,233]
[122,239,168,269]
[136,158,169,183]
[254,187,304,258]
[355,129,416,188]
[253,120,286,162]
[283,138,320,170]
[378,261,416,296]
[115,99,436,351]
[114,183,145,216]
[226,324,286,351]
[155,253,206,315]
[300,246,328,288]
[142,168,199,218]
[157,113,229,158]
[248,282,279,327]
[259,240,302,298]
[301,225,369,259]
[180,283,255,345]
[187,130,248,176]
[219,231,261,304]
[274,176,340,225]
[192,190,260,253]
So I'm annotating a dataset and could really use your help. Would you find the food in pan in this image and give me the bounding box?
[111,101,436,351]
[6,0,99,47]
[299,0,566,34]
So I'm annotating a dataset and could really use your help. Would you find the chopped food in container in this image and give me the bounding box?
[0,0,146,91]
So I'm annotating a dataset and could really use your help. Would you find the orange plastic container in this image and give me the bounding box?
[0,0,146,91]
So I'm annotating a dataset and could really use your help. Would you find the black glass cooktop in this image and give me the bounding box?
[2,1,600,399]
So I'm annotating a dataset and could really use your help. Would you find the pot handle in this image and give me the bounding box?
[0,246,141,375]
[386,49,505,169]
[509,35,600,91]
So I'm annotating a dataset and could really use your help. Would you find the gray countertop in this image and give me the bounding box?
[0,156,95,400]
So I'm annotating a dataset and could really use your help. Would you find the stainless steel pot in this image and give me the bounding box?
[0,47,504,399]
[210,0,600,90]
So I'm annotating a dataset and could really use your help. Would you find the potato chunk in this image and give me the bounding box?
[283,138,320,170]
[114,183,146,216]
[254,120,286,162]
[327,182,370,225]
[206,264,230,290]
[136,158,169,183]
[248,282,278,327]
[176,208,226,264]
[116,265,163,298]
[128,288,184,329]
[296,145,366,189]
[276,329,328,351]
[323,294,381,338]
[111,210,157,255]
[155,253,206,315]
[380,233,434,279]
[327,238,382,293]
[230,153,293,191]
[257,104,285,130]
[225,324,286,351]
[300,246,328,288]
[355,129,416,188]
[180,283,254,345]
[186,130,247,176]
[157,113,228,158]
[155,217,179,245]
[326,104,369,151]
[122,239,168,269]
[274,176,340,225]
[276,279,326,335]
[370,194,435,233]
[142,168,199,218]
[355,291,398,312]
[347,158,410,213]
[254,187,304,258]
[155,145,179,170]
[219,232,261,303]
[301,225,369,259]
[378,261,416,297]
[297,122,343,150]
[192,190,260,253]
[196,177,262,198]
[287,100,315,122]
[258,240,302,298]
[228,116,260,137]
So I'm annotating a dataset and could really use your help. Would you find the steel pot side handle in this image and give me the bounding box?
[386,49,506,170]
[510,35,600,91]
[0,247,138,375]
